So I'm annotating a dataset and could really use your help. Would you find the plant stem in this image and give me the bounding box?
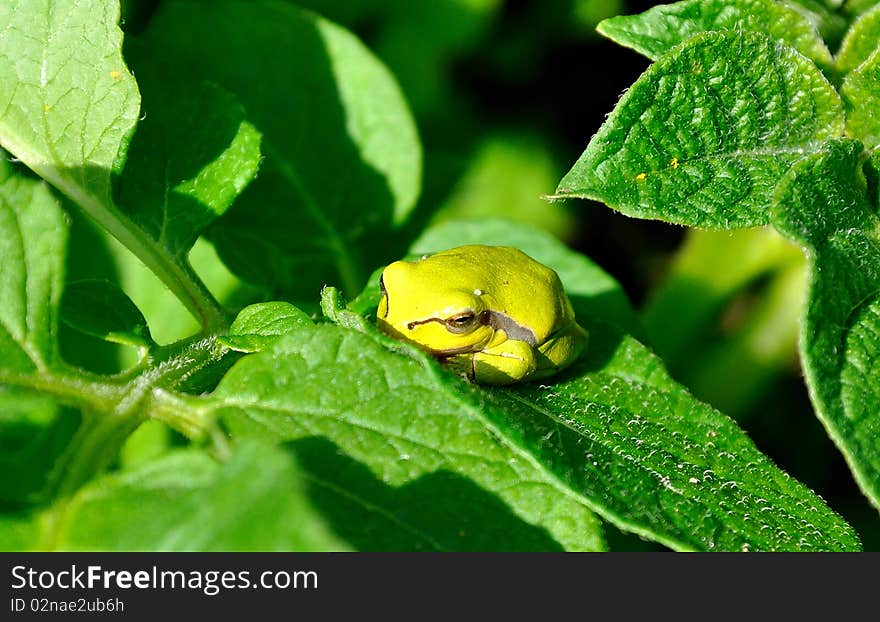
[46,410,144,500]
[65,184,231,333]
[0,129,230,332]
[2,335,231,504]
[147,389,213,440]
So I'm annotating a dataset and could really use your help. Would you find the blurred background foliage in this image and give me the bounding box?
[102,0,878,549]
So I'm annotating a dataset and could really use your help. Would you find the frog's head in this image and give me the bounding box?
[377,256,494,356]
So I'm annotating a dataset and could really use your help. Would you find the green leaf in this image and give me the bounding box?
[771,138,880,510]
[361,0,500,117]
[0,387,79,507]
[555,31,844,228]
[290,436,567,551]
[221,302,313,353]
[842,50,880,146]
[783,1,849,46]
[0,0,138,204]
[60,210,127,374]
[53,442,349,551]
[0,158,67,372]
[0,511,41,551]
[0,0,227,331]
[844,0,880,17]
[203,218,858,551]
[137,0,421,300]
[114,47,262,259]
[214,326,606,552]
[597,0,832,69]
[60,279,152,348]
[837,3,880,73]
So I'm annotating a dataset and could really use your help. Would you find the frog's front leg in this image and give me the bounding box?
[453,339,537,386]
[532,322,588,379]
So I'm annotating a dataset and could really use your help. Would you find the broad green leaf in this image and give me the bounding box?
[597,0,832,69]
[229,302,313,335]
[296,0,500,115]
[215,323,856,551]
[0,0,138,205]
[291,436,567,551]
[60,279,152,348]
[842,49,880,146]
[138,0,421,300]
[771,138,880,509]
[113,54,262,259]
[555,32,844,228]
[837,3,880,73]
[53,442,349,551]
[214,327,606,552]
[221,301,313,353]
[0,0,227,331]
[0,158,67,372]
[204,219,858,551]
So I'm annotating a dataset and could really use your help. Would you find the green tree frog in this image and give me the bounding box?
[377,245,587,385]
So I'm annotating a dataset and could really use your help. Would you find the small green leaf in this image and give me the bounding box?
[842,50,880,146]
[837,3,880,73]
[771,138,880,509]
[597,0,832,69]
[556,32,843,228]
[53,442,349,551]
[61,279,152,348]
[0,158,67,372]
[137,1,421,300]
[221,302,313,353]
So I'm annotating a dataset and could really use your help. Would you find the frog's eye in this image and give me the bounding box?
[445,311,477,334]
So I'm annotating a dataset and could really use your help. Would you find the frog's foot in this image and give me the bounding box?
[465,339,537,385]
[532,323,588,380]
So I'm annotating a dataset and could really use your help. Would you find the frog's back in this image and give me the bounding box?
[428,245,575,343]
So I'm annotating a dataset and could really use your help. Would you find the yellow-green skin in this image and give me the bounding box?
[377,245,587,385]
